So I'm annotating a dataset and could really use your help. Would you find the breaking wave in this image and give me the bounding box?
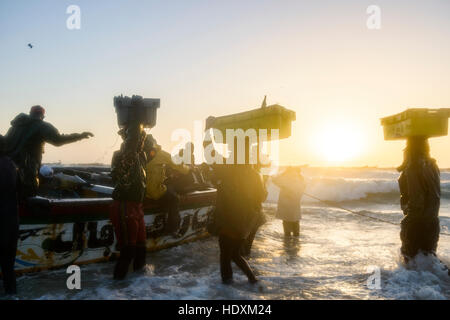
[381,253,450,300]
[48,165,450,203]
[266,176,450,204]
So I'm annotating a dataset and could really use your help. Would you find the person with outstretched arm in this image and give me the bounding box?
[4,105,93,199]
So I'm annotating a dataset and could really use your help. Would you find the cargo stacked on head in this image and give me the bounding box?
[206,102,296,143]
[205,97,296,284]
[114,95,160,128]
[205,97,296,167]
[381,108,450,264]
[380,108,450,141]
[110,95,160,281]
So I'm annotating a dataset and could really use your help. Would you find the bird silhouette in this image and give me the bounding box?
[28,43,33,49]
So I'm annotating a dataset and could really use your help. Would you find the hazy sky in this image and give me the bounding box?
[1,0,450,167]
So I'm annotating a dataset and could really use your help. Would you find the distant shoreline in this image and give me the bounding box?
[42,163,450,171]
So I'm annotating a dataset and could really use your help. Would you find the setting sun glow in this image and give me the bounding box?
[312,123,364,164]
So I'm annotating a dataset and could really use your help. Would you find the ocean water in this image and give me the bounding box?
[7,168,450,300]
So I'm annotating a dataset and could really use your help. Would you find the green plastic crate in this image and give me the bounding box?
[206,104,296,142]
[381,108,450,140]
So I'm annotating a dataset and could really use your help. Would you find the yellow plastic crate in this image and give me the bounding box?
[206,104,296,142]
[380,108,450,140]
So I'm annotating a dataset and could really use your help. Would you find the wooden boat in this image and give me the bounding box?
[13,97,294,274]
[15,166,216,274]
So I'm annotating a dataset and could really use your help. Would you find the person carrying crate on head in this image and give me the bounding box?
[110,95,159,280]
[110,123,150,280]
[381,108,449,267]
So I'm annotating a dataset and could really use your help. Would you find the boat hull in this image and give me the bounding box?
[15,189,216,274]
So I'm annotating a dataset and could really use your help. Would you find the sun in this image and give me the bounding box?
[312,122,364,163]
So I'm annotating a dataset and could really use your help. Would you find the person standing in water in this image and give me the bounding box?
[273,167,306,237]
[213,136,267,285]
[110,123,150,280]
[397,137,441,263]
[214,164,266,284]
[0,136,19,295]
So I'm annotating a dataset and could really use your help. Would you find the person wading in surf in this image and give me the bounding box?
[273,166,306,237]
[397,137,442,264]
[110,122,152,280]
[212,139,266,284]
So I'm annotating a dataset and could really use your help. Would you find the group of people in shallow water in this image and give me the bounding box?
[0,105,448,295]
[107,119,270,283]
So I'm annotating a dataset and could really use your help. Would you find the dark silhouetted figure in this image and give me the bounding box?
[241,165,267,257]
[273,167,306,237]
[110,125,150,280]
[0,135,19,295]
[214,164,266,284]
[4,106,93,199]
[398,137,441,263]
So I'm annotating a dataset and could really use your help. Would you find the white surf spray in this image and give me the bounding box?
[6,168,449,300]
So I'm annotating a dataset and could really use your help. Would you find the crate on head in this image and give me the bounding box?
[380,108,450,140]
[114,95,160,128]
[206,104,296,143]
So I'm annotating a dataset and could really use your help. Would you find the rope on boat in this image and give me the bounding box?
[303,192,450,237]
